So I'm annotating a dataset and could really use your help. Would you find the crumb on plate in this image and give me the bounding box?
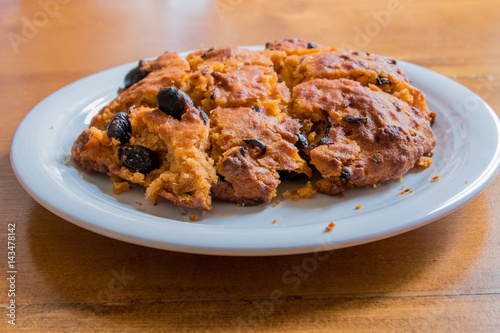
[325,222,336,232]
[415,156,433,169]
[431,173,441,182]
[398,188,413,196]
[283,181,316,201]
[110,175,130,195]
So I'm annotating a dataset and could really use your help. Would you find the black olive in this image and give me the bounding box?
[243,139,267,156]
[296,132,309,150]
[307,42,317,49]
[240,146,248,156]
[252,106,263,113]
[118,146,160,174]
[339,168,352,184]
[342,114,368,125]
[199,109,209,124]
[216,173,226,182]
[318,127,331,145]
[106,112,131,144]
[278,170,307,180]
[340,55,351,60]
[124,67,149,88]
[156,87,194,120]
[376,76,391,85]
[201,47,214,58]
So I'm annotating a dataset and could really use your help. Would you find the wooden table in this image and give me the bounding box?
[1,0,499,331]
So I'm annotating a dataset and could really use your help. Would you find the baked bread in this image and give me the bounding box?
[72,39,436,211]
[291,78,435,195]
[210,105,311,205]
[73,92,216,210]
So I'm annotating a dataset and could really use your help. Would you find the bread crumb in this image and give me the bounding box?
[355,204,362,210]
[325,222,336,232]
[50,126,54,130]
[465,180,469,184]
[431,173,441,182]
[189,214,199,222]
[272,219,277,224]
[135,202,142,206]
[62,154,71,165]
[272,201,280,207]
[415,156,433,169]
[283,181,316,201]
[398,188,413,196]
[181,212,186,216]
[110,175,129,195]
[339,193,345,199]
[222,212,227,216]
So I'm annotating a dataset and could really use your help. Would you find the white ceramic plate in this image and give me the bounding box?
[11,47,500,256]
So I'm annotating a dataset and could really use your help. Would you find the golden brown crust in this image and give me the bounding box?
[282,49,434,123]
[291,78,435,194]
[186,46,273,72]
[73,106,216,210]
[263,38,329,79]
[210,106,311,204]
[188,65,290,113]
[265,38,325,54]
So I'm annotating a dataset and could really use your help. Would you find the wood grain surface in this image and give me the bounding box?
[1,0,499,332]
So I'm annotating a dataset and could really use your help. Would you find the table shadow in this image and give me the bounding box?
[26,195,489,331]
